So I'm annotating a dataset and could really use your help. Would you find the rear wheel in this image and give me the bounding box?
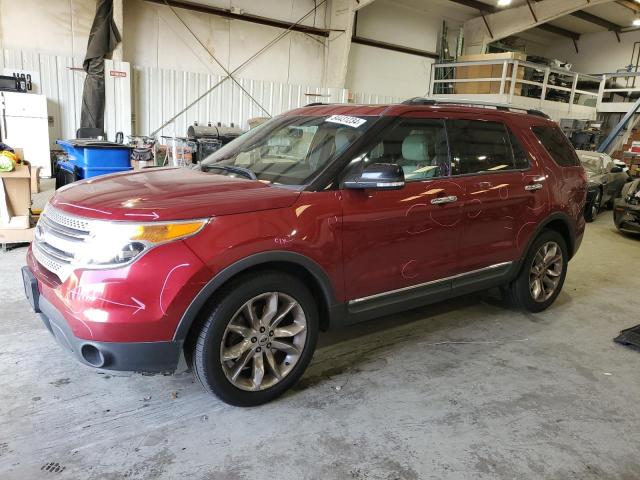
[192,272,319,406]
[502,229,568,313]
[585,190,601,222]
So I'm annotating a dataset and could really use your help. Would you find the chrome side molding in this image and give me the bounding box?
[349,261,513,305]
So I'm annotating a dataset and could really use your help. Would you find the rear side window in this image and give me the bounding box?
[447,120,520,175]
[532,125,580,167]
[508,129,530,170]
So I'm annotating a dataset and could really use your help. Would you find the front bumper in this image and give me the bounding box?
[23,266,182,372]
[614,201,640,234]
[613,207,640,233]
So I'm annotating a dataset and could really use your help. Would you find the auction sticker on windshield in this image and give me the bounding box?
[326,115,367,128]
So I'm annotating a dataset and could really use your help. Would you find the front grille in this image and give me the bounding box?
[33,206,92,282]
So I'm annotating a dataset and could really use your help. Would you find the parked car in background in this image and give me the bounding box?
[23,101,587,406]
[614,178,640,234]
[577,150,628,222]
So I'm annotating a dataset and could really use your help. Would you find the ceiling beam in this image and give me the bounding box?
[537,23,581,39]
[351,36,439,58]
[448,0,497,14]
[144,0,331,37]
[617,0,640,13]
[570,10,623,31]
[449,0,582,40]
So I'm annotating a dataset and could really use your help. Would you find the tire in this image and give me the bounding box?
[585,190,601,223]
[502,229,568,313]
[605,196,614,210]
[192,271,319,406]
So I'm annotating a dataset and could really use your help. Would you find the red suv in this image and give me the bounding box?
[23,100,586,405]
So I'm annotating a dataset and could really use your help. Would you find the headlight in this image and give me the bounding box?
[73,219,208,268]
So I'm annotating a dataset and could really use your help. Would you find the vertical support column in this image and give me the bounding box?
[112,0,124,62]
[569,73,579,112]
[324,0,355,88]
[541,67,550,107]
[499,60,508,95]
[428,63,436,96]
[508,60,519,102]
[597,74,606,111]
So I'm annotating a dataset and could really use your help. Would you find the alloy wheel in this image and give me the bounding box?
[220,292,307,391]
[529,241,563,303]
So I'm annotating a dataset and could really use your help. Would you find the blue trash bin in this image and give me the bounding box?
[56,139,133,180]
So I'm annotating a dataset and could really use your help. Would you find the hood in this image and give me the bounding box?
[51,167,302,221]
[586,171,599,182]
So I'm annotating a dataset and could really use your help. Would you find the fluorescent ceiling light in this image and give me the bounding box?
[497,0,512,6]
[634,16,640,26]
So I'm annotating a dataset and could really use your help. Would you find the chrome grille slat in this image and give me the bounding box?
[43,207,91,231]
[32,242,67,276]
[33,205,94,282]
[36,241,74,263]
[39,216,89,241]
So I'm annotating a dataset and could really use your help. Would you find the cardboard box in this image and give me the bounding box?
[0,165,31,219]
[30,166,41,194]
[0,226,34,244]
[454,52,527,95]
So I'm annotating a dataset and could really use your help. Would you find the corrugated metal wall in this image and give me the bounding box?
[0,49,132,145]
[131,66,350,138]
[2,48,404,146]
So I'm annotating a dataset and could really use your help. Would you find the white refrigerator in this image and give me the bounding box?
[0,91,51,177]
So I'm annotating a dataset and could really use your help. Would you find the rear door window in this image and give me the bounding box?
[532,125,580,167]
[447,119,520,175]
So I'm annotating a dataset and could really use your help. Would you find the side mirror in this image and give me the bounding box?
[343,163,405,190]
[611,166,624,173]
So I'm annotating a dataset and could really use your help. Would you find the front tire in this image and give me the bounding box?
[192,271,319,406]
[502,230,568,313]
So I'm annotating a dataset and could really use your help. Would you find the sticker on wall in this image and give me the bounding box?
[326,115,367,128]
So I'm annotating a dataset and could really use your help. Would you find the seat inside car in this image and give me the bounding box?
[400,133,441,180]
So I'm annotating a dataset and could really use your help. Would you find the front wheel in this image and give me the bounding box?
[192,272,319,406]
[502,230,568,313]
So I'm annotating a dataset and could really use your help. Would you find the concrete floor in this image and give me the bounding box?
[1,210,640,479]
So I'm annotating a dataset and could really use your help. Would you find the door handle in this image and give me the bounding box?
[431,195,457,205]
[524,183,543,192]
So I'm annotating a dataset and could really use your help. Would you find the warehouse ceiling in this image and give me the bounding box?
[446,0,640,37]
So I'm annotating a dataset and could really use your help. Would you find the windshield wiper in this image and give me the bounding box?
[201,164,257,180]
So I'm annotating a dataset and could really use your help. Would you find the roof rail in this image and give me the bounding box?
[401,97,436,105]
[304,102,330,107]
[401,97,550,119]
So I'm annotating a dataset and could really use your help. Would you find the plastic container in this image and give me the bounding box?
[82,166,133,178]
[56,139,132,179]
[55,160,78,189]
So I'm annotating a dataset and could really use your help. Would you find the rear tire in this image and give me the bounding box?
[585,190,601,223]
[605,196,614,210]
[502,229,568,313]
[192,271,319,406]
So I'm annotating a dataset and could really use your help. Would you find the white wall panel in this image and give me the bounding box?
[0,48,85,147]
[1,49,132,146]
[132,65,350,138]
[105,60,133,140]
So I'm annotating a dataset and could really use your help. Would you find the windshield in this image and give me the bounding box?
[580,155,602,174]
[199,115,375,186]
